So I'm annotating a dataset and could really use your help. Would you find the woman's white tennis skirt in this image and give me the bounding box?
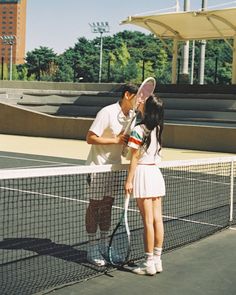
[132,165,165,198]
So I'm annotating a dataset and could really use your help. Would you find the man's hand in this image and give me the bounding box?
[87,130,129,145]
[115,132,129,145]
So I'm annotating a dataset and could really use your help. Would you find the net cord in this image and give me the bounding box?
[0,156,236,180]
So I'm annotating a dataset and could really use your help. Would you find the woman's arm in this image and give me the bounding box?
[125,148,140,195]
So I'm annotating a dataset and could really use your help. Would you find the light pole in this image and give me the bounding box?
[181,0,190,83]
[89,22,110,83]
[199,0,208,84]
[0,35,16,81]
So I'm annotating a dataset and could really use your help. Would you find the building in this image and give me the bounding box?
[0,0,27,65]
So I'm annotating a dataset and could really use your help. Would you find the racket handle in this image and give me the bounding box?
[122,145,129,157]
[125,193,130,210]
[122,111,137,158]
[124,194,130,237]
[124,112,136,135]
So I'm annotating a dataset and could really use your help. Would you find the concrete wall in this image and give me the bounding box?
[0,80,123,92]
[163,123,236,153]
[0,102,91,140]
[1,80,236,93]
[1,81,235,153]
[0,102,235,153]
[3,85,236,124]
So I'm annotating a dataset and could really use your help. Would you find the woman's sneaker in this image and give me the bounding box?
[87,244,106,266]
[131,260,156,276]
[154,258,163,273]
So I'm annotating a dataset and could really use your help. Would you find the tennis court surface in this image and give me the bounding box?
[53,228,236,295]
[0,139,236,295]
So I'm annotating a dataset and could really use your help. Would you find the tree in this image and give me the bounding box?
[111,42,131,82]
[73,37,99,82]
[1,63,8,80]
[53,55,74,82]
[17,31,233,84]
[25,46,58,81]
[12,64,18,80]
[17,64,28,80]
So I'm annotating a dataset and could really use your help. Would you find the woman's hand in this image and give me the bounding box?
[125,181,133,195]
[124,147,139,196]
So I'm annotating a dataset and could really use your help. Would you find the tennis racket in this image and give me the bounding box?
[122,77,156,157]
[108,194,130,266]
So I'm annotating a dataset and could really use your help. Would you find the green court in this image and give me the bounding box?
[0,135,235,295]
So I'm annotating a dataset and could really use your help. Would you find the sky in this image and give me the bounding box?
[26,0,236,54]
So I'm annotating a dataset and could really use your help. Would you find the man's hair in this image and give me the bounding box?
[121,83,138,98]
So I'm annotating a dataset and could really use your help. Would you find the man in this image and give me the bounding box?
[86,83,138,266]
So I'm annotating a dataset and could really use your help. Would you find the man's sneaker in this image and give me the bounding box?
[100,244,123,264]
[154,258,163,273]
[87,245,106,266]
[99,243,108,257]
[131,260,156,276]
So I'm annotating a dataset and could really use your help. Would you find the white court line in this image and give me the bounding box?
[0,163,76,170]
[0,154,76,166]
[86,200,225,230]
[163,174,231,186]
[0,186,231,229]
[162,215,224,228]
[0,186,89,204]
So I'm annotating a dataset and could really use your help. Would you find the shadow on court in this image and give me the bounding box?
[48,228,236,295]
[0,238,87,263]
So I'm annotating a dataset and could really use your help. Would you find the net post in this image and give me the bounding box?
[229,160,234,225]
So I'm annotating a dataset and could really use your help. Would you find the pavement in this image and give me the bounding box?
[0,134,234,163]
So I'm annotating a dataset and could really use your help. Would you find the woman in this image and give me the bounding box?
[125,94,165,275]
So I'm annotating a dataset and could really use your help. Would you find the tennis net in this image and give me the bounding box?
[0,156,235,294]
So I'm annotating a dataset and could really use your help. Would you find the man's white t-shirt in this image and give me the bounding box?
[86,102,133,165]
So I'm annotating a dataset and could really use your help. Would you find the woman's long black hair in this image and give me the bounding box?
[137,94,164,154]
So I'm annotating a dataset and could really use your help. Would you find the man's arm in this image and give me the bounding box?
[86,130,128,145]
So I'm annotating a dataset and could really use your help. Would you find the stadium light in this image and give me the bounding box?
[0,35,16,81]
[89,22,110,83]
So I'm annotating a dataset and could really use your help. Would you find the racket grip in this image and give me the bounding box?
[122,145,129,157]
[122,146,132,160]
[124,194,130,210]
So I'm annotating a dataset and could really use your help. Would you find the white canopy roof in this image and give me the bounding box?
[121,7,236,84]
[121,7,236,41]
